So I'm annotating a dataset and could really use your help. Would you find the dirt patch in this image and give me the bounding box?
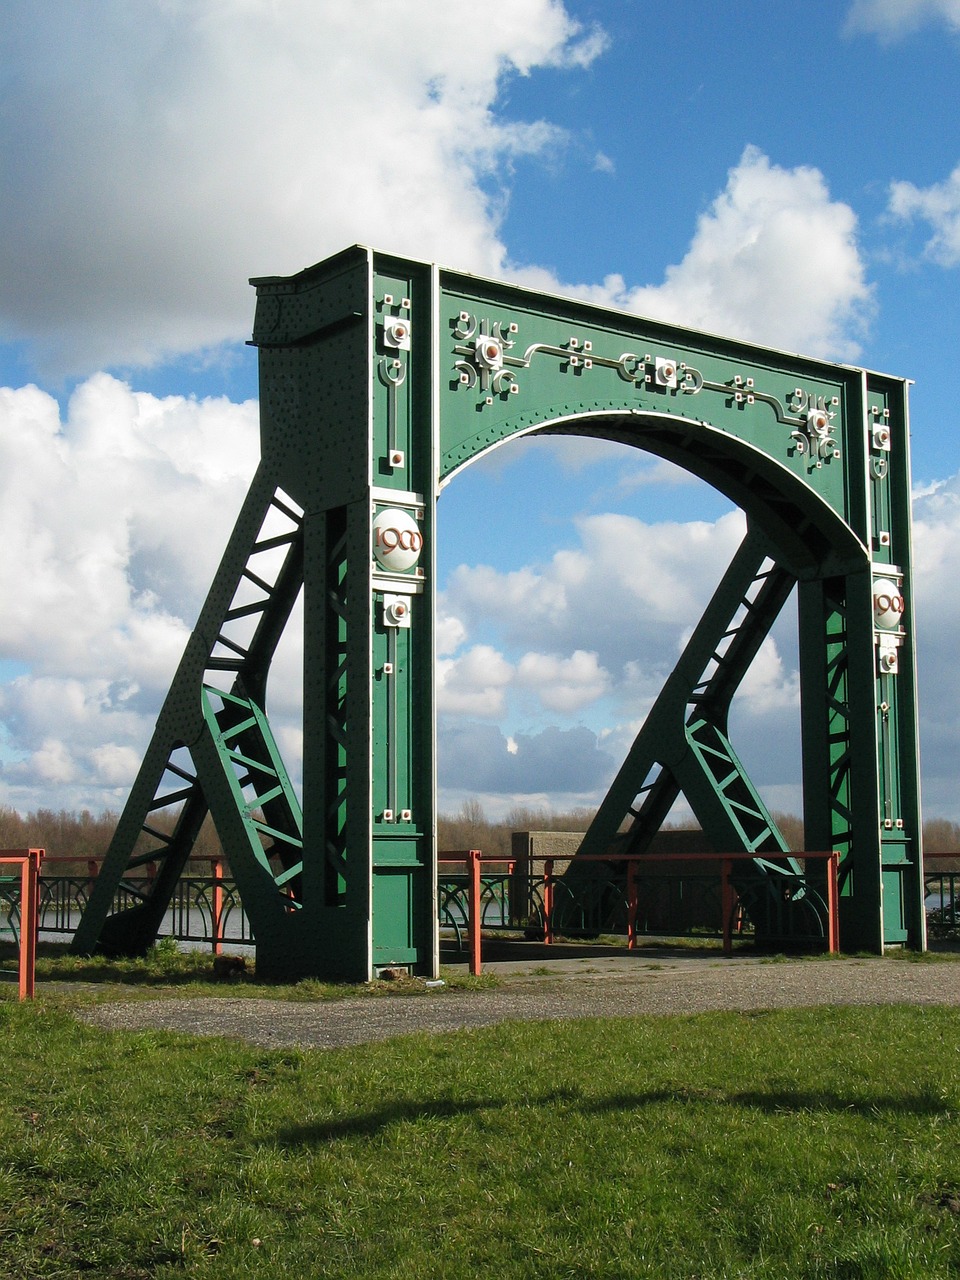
[78,954,960,1050]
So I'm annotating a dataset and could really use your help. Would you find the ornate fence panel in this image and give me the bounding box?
[17,859,255,953]
[9,850,838,969]
[923,857,960,938]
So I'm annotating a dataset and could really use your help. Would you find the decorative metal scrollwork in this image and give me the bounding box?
[378,356,407,469]
[784,390,842,467]
[378,356,405,389]
[451,311,841,464]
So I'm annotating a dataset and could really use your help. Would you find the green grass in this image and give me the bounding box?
[2,1001,960,1278]
[0,941,496,1001]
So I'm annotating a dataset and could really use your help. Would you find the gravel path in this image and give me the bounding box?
[79,954,960,1050]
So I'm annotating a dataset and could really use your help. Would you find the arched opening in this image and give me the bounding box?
[438,408,868,944]
[435,432,802,833]
[442,409,866,578]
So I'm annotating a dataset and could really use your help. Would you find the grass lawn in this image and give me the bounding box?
[9,938,496,1001]
[1,982,960,1279]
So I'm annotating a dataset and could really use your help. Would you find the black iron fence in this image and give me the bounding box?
[923,858,960,938]
[0,858,253,951]
[439,850,840,973]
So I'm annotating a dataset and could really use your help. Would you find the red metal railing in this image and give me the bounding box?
[28,850,840,977]
[0,848,44,999]
[449,849,840,975]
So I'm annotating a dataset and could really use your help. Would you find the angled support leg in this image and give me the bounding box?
[73,466,304,956]
[577,524,797,863]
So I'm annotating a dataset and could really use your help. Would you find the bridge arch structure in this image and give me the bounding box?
[74,246,924,978]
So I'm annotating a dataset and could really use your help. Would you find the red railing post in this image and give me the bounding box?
[0,849,43,1000]
[627,860,637,950]
[468,849,482,976]
[212,857,224,955]
[721,858,735,957]
[20,849,42,1000]
[827,851,840,953]
[543,858,554,945]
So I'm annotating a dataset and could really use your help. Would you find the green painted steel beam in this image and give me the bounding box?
[576,527,796,863]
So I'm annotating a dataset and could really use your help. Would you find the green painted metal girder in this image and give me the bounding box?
[72,471,307,962]
[73,245,925,977]
[572,525,799,908]
[200,686,303,884]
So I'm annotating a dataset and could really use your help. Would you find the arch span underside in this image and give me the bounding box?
[444,408,868,577]
[537,412,867,579]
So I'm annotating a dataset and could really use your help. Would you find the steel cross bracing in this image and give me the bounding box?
[818,589,854,868]
[73,471,306,956]
[560,526,825,944]
[796,577,868,941]
[199,686,303,893]
[321,507,350,910]
[573,525,798,861]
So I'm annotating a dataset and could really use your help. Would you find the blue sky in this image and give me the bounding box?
[3,0,960,826]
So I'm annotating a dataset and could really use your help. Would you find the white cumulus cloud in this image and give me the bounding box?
[439,501,813,808]
[443,509,748,693]
[437,645,514,718]
[0,0,605,375]
[846,0,960,38]
[0,376,258,811]
[515,649,611,713]
[1,4,870,379]
[909,472,960,816]
[564,146,873,360]
[889,165,960,267]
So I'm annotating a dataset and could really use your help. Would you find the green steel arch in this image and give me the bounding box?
[448,408,867,578]
[74,245,923,978]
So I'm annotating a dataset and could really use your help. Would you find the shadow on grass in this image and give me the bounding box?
[581,1085,956,1118]
[275,1082,954,1146]
[0,940,226,987]
[275,1088,584,1144]
[39,963,218,987]
[448,938,732,964]
[277,1097,499,1143]
[1,942,494,998]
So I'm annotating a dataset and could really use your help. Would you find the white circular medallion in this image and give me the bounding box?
[373,508,423,572]
[873,578,904,630]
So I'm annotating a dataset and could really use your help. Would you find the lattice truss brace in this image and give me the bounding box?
[73,477,308,957]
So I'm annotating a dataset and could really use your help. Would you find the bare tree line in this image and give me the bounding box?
[0,805,222,871]
[3,801,959,868]
[437,800,809,856]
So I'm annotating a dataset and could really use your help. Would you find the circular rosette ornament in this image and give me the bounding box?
[373,508,424,573]
[873,579,905,630]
